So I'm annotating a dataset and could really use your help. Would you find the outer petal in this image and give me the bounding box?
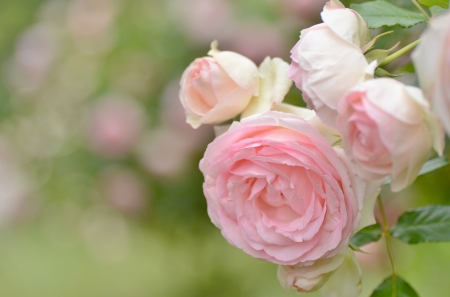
[325,0,345,9]
[362,80,423,125]
[321,7,369,47]
[319,249,362,297]
[405,86,445,156]
[295,24,369,126]
[241,57,292,118]
[200,87,253,124]
[358,189,379,230]
[273,103,341,145]
[412,12,450,100]
[209,50,260,96]
[277,252,345,293]
[412,11,450,135]
[180,49,259,129]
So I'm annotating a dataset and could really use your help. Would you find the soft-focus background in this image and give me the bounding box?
[0,0,449,296]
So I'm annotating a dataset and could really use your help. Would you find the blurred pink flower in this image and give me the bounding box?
[5,24,58,93]
[0,141,33,227]
[169,0,233,45]
[80,206,130,263]
[109,52,155,97]
[99,168,148,215]
[221,21,287,64]
[67,0,116,54]
[282,0,328,21]
[86,95,145,159]
[137,127,193,177]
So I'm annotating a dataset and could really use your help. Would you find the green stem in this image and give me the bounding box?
[377,196,397,297]
[379,39,421,67]
[411,0,430,20]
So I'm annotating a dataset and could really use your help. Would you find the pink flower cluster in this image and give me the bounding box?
[179,0,447,296]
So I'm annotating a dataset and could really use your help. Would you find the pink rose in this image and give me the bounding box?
[200,111,362,265]
[289,0,371,127]
[412,11,450,134]
[179,44,259,128]
[336,78,444,192]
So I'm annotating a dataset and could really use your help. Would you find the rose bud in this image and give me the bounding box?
[336,78,444,192]
[289,0,372,127]
[179,42,259,128]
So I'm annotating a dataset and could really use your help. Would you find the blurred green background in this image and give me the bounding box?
[0,0,449,296]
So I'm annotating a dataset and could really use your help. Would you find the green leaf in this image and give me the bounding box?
[362,30,394,53]
[391,205,450,244]
[418,157,449,176]
[399,63,415,73]
[350,223,382,248]
[371,275,419,297]
[351,1,427,29]
[365,42,399,64]
[375,67,403,78]
[383,157,449,185]
[419,0,448,8]
[429,5,447,16]
[349,243,371,254]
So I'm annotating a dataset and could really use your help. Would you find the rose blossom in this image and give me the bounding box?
[289,0,372,127]
[200,111,364,265]
[336,78,444,192]
[179,43,259,128]
[412,11,450,134]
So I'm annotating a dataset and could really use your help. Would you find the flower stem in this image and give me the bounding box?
[411,0,430,20]
[379,39,421,67]
[377,195,397,297]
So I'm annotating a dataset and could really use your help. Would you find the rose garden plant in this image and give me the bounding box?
[179,0,450,296]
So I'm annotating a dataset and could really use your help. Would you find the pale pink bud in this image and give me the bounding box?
[337,79,444,192]
[289,0,371,127]
[179,43,259,128]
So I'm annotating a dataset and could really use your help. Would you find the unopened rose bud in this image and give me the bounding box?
[337,78,444,192]
[179,42,259,128]
[289,0,371,127]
